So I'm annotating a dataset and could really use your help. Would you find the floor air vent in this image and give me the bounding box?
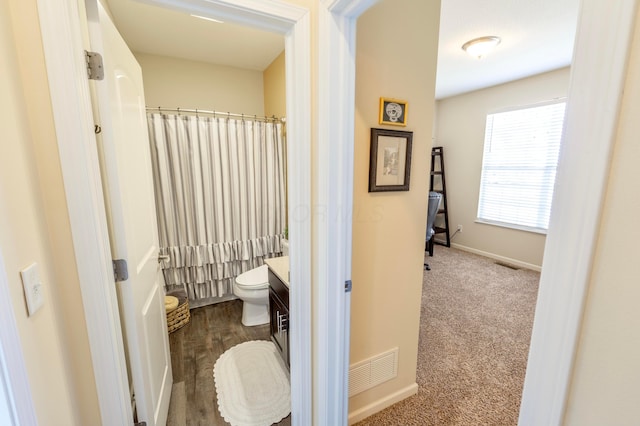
[495,261,520,270]
[349,347,398,397]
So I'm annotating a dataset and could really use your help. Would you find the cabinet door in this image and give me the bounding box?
[269,289,289,367]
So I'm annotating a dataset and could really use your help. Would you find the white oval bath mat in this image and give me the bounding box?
[213,340,290,426]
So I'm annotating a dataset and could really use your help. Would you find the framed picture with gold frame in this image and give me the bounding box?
[379,97,408,126]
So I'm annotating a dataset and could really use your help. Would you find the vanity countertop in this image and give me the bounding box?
[264,256,289,287]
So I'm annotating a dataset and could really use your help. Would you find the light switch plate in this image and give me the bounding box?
[20,263,44,316]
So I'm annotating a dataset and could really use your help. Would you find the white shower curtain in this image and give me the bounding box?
[147,113,286,306]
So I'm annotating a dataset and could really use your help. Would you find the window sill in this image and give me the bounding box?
[475,218,548,235]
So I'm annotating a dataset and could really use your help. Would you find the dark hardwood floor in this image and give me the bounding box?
[167,299,291,426]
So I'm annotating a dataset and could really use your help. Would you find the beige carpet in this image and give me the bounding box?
[355,247,540,425]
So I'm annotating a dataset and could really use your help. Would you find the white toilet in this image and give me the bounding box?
[233,239,289,327]
[233,264,270,326]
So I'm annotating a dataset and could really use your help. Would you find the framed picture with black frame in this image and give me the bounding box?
[368,128,413,192]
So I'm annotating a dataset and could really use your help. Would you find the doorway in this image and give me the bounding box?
[426,1,636,424]
[93,2,304,422]
[421,3,578,422]
[38,0,316,423]
[103,4,289,419]
[40,0,371,423]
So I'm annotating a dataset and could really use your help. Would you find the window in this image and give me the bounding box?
[477,100,566,233]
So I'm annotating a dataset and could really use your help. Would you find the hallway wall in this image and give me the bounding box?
[1,0,97,423]
[349,0,440,421]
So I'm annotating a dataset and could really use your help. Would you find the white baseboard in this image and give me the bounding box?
[450,243,542,272]
[347,382,418,425]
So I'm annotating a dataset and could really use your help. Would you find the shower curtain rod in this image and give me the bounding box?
[146,107,286,123]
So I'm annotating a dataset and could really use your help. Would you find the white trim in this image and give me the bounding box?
[37,0,134,423]
[519,1,638,424]
[450,243,542,272]
[0,366,15,425]
[474,219,547,236]
[346,382,418,425]
[137,0,306,33]
[283,7,313,424]
[0,250,38,425]
[314,0,377,422]
[325,0,379,17]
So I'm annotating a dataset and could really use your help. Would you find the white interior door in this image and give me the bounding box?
[92,4,172,425]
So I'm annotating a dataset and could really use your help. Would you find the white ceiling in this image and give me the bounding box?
[103,0,284,71]
[436,0,580,99]
[103,0,580,99]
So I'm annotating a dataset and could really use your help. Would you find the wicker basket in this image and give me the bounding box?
[166,290,190,333]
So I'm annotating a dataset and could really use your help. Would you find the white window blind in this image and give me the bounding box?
[477,101,566,232]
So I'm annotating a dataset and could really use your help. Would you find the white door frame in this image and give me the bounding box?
[314,0,379,422]
[519,1,638,424]
[35,0,374,423]
[36,0,133,423]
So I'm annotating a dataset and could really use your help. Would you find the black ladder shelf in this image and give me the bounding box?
[430,146,451,247]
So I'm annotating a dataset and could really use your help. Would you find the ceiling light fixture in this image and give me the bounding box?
[462,36,501,59]
[191,14,224,24]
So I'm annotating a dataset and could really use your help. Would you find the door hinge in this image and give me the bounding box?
[345,280,352,293]
[112,259,129,282]
[85,50,104,80]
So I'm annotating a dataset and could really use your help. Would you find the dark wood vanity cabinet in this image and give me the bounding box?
[268,269,289,368]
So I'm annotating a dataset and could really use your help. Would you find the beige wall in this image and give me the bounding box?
[349,0,440,419]
[263,51,286,118]
[1,0,99,423]
[135,52,266,116]
[563,7,640,425]
[434,68,571,268]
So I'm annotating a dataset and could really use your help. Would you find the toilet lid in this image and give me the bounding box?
[235,281,269,290]
[235,264,269,289]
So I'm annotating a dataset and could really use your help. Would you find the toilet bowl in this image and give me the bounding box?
[233,264,270,326]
